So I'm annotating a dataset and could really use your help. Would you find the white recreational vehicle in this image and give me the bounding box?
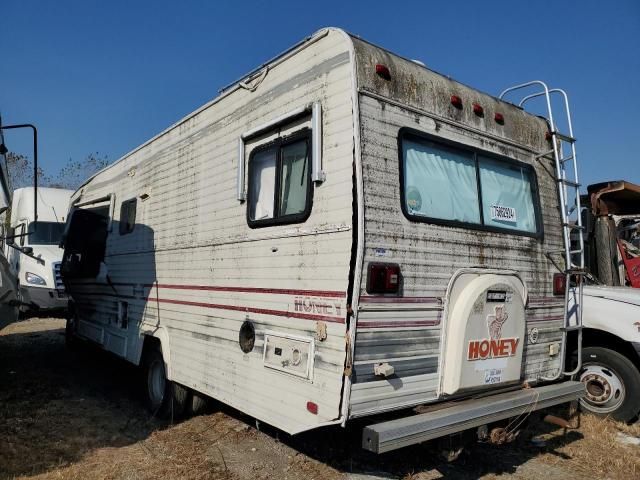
[62,28,586,452]
[6,187,73,311]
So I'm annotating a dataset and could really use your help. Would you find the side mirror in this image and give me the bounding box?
[22,246,33,255]
[5,226,14,246]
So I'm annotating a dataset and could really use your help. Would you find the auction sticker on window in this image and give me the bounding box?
[490,205,517,223]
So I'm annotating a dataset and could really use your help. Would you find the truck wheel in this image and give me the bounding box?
[65,317,79,351]
[189,390,209,416]
[144,348,187,419]
[579,347,640,422]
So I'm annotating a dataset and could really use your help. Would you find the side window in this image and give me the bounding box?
[119,199,137,235]
[247,131,312,227]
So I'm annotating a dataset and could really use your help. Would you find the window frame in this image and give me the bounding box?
[119,198,137,235]
[398,127,544,240]
[246,128,314,229]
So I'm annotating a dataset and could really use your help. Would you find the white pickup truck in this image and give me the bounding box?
[578,285,640,422]
[573,180,640,422]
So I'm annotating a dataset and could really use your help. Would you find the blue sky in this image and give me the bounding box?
[1,0,638,188]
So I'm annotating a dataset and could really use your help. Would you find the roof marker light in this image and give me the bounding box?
[494,112,504,124]
[472,103,484,117]
[450,95,463,109]
[375,64,391,81]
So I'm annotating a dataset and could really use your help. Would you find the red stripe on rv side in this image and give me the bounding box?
[154,298,345,323]
[528,297,561,304]
[148,284,345,298]
[358,296,441,304]
[356,320,440,328]
[527,315,564,323]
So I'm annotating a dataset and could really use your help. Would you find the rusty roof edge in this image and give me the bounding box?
[343,31,549,115]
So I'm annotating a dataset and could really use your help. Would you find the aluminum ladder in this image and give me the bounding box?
[499,81,584,377]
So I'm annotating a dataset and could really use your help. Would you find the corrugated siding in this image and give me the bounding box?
[350,85,566,414]
[67,29,355,435]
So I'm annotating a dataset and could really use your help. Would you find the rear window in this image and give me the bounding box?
[400,130,540,236]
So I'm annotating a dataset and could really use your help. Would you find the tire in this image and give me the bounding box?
[578,346,640,422]
[188,390,209,416]
[64,316,79,351]
[144,347,188,419]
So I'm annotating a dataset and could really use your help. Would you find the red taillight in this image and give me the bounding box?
[450,95,463,109]
[553,273,566,296]
[375,64,391,80]
[367,263,401,294]
[494,112,504,124]
[306,401,318,415]
[472,103,484,116]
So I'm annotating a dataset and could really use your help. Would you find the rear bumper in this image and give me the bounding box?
[21,286,68,311]
[362,380,585,453]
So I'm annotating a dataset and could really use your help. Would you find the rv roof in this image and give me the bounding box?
[77,27,549,192]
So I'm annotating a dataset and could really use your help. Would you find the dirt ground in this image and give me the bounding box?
[1,317,639,480]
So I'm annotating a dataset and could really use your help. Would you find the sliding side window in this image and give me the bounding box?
[119,198,137,235]
[247,131,312,227]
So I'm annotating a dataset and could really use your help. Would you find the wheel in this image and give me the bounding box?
[578,347,640,422]
[188,390,209,416]
[65,316,79,351]
[144,347,188,419]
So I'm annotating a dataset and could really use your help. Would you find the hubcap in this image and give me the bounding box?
[148,359,166,405]
[579,363,625,414]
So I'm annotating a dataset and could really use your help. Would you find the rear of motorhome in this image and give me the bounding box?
[6,187,72,311]
[62,28,585,452]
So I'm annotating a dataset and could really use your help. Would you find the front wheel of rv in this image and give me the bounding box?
[578,347,640,423]
[144,348,187,419]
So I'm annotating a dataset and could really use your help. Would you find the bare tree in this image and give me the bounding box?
[4,152,110,191]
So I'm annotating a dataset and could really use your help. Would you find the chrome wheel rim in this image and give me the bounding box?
[579,363,625,414]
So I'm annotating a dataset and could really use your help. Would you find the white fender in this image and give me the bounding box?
[138,327,173,380]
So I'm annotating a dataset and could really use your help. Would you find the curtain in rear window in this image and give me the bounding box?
[403,139,480,224]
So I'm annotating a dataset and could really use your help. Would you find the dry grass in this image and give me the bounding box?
[536,414,640,479]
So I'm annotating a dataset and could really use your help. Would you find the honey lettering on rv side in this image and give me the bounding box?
[294,297,343,316]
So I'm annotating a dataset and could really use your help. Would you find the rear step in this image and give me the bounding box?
[362,381,585,453]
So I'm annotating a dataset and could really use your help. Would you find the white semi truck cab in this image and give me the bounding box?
[5,187,73,312]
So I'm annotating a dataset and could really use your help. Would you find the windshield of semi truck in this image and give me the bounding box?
[28,221,66,245]
[400,133,540,235]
